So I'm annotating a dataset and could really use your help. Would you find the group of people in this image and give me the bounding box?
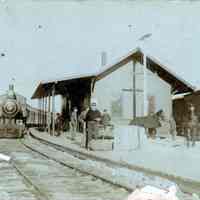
[55,101,112,150]
[166,104,199,147]
[53,102,200,149]
[71,102,112,149]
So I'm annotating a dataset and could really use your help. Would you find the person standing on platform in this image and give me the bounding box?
[85,101,101,150]
[78,107,89,132]
[55,113,63,136]
[101,109,111,131]
[169,115,177,141]
[55,113,59,135]
[70,107,78,140]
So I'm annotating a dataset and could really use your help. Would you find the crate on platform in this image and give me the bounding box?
[89,139,113,151]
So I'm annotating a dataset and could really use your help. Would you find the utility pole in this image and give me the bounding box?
[143,52,148,116]
[138,33,152,116]
[133,60,136,118]
[128,24,137,118]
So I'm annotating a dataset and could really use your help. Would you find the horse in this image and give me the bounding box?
[129,110,165,139]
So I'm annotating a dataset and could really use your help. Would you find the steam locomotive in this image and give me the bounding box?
[0,84,47,138]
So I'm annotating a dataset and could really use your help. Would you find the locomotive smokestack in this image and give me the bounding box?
[7,84,16,99]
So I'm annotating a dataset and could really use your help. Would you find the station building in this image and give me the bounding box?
[31,47,194,134]
[94,48,193,120]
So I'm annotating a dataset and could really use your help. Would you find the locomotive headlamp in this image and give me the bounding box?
[2,99,19,118]
[6,102,15,111]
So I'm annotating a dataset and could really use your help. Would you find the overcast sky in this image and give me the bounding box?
[0,0,199,107]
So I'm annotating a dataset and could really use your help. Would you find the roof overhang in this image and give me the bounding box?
[146,54,195,94]
[31,73,95,99]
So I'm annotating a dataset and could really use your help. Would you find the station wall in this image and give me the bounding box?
[93,59,172,133]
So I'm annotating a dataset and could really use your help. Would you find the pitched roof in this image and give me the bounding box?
[95,47,195,94]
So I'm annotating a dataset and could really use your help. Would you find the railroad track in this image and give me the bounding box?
[0,140,48,200]
[0,139,129,200]
[25,132,197,200]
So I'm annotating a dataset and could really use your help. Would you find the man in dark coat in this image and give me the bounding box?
[70,107,78,140]
[55,113,63,136]
[85,102,101,149]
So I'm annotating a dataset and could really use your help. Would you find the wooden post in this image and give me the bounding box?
[41,98,43,126]
[48,94,51,135]
[37,99,39,127]
[42,97,45,128]
[45,97,47,129]
[52,84,56,136]
[40,98,42,126]
[83,122,86,148]
[90,78,95,99]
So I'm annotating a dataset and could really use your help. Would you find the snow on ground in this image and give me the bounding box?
[32,128,200,183]
[31,129,199,199]
[110,134,200,182]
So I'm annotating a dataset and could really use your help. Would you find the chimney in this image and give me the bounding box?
[101,51,107,66]
[9,84,14,91]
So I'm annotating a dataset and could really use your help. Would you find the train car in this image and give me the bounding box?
[0,84,27,138]
[26,105,38,127]
[26,105,48,128]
